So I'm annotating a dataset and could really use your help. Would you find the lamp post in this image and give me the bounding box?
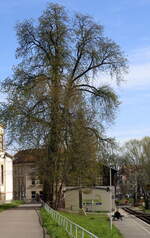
[110,166,112,230]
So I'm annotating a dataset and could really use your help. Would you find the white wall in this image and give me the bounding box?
[5,156,13,200]
[64,186,115,212]
[0,153,13,201]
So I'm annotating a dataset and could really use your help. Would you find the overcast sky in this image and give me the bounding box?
[1,0,150,145]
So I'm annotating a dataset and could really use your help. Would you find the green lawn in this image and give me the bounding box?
[40,208,70,238]
[0,200,23,212]
[144,209,150,213]
[60,211,123,238]
[40,208,123,238]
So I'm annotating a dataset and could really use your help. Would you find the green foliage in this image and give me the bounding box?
[0,3,127,149]
[40,208,70,238]
[64,104,98,186]
[40,208,123,238]
[0,3,127,204]
[51,210,123,238]
[120,137,150,206]
[0,200,24,212]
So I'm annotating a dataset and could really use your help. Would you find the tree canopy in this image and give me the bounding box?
[119,137,150,208]
[0,3,127,206]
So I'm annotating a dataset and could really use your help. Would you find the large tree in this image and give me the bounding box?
[0,3,127,206]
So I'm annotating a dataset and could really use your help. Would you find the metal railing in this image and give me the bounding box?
[43,202,99,238]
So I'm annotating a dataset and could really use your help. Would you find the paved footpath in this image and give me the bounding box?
[0,203,44,238]
[113,208,150,238]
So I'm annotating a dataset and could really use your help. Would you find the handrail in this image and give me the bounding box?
[43,202,99,238]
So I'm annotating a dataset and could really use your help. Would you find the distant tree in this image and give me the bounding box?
[0,3,127,207]
[120,138,150,208]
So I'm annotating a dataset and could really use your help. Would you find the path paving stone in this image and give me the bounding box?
[113,208,150,238]
[0,203,43,238]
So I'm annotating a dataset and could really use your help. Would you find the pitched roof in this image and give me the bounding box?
[0,152,13,159]
[13,148,46,164]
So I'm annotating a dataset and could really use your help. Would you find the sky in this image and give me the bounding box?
[1,0,150,145]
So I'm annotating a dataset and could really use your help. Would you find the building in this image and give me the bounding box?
[64,186,115,212]
[0,125,13,202]
[13,149,116,211]
[64,166,116,212]
[13,149,43,201]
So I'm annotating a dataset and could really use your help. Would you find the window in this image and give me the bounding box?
[82,200,102,206]
[31,167,36,171]
[31,191,36,199]
[1,165,3,184]
[96,202,102,205]
[86,202,92,205]
[32,179,36,185]
[82,201,92,206]
[39,191,43,199]
[96,176,103,185]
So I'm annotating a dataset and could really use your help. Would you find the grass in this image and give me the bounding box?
[115,198,133,206]
[0,200,24,212]
[143,209,150,213]
[60,211,123,238]
[132,205,150,214]
[40,208,70,238]
[40,208,123,238]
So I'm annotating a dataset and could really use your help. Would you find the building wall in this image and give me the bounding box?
[13,164,25,200]
[5,156,13,200]
[64,187,115,212]
[64,190,80,210]
[0,124,13,202]
[0,154,13,201]
[13,162,43,201]
[0,158,5,200]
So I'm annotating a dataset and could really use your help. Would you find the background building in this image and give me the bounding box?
[13,149,116,211]
[0,124,13,202]
[13,149,43,201]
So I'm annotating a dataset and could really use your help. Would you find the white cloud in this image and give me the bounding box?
[130,46,150,64]
[108,127,150,145]
[94,46,150,90]
[123,63,150,89]
[121,46,150,89]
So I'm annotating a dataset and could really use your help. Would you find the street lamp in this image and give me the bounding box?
[106,165,114,230]
[110,166,112,230]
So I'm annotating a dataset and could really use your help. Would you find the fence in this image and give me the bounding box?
[43,202,99,238]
